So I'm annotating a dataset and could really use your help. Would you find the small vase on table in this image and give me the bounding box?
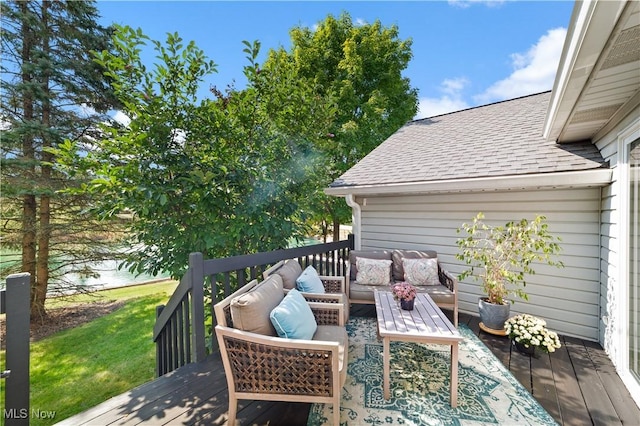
[392,282,417,311]
[400,298,414,311]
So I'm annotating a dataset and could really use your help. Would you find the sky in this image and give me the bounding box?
[97,1,575,120]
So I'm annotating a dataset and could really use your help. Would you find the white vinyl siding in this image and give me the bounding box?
[594,107,639,353]
[595,108,640,404]
[600,180,618,346]
[357,188,602,341]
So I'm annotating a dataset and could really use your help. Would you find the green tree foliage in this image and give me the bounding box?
[266,13,418,240]
[56,26,334,278]
[0,0,121,318]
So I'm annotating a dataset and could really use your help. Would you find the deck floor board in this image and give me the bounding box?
[530,350,562,422]
[564,337,623,426]
[584,341,640,425]
[56,307,639,425]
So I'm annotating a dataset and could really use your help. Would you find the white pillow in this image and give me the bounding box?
[402,258,439,286]
[356,257,392,285]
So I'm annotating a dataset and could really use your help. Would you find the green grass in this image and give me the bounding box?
[1,281,178,426]
[47,280,178,308]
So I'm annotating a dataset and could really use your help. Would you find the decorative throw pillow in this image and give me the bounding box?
[356,257,392,285]
[270,289,317,340]
[296,266,325,294]
[274,259,303,289]
[402,257,439,286]
[230,275,283,336]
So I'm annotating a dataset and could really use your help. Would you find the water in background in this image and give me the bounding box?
[64,259,170,292]
[1,236,322,292]
[0,253,169,293]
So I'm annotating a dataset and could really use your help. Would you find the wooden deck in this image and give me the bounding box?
[56,305,640,425]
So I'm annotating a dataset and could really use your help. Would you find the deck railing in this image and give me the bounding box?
[153,235,354,376]
[1,272,31,426]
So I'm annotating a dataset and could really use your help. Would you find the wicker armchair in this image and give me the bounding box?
[263,259,349,321]
[214,277,347,425]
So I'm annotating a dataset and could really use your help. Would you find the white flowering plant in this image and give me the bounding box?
[391,282,417,301]
[504,314,561,353]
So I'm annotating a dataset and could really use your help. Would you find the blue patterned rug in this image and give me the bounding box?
[307,317,557,425]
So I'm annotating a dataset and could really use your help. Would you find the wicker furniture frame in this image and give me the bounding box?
[263,259,350,321]
[214,280,347,425]
[262,259,346,293]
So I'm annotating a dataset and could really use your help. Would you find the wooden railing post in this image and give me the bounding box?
[155,305,165,377]
[3,272,30,426]
[189,252,206,363]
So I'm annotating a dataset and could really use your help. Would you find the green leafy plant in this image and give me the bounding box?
[456,213,564,305]
[54,26,336,279]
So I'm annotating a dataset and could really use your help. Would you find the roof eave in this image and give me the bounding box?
[324,169,612,197]
[543,0,628,142]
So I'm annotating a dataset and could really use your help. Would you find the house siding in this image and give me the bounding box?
[600,177,618,353]
[594,105,640,371]
[357,188,602,341]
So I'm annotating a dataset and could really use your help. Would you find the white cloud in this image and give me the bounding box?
[475,27,567,104]
[79,103,97,118]
[415,77,470,119]
[355,18,367,27]
[112,110,131,127]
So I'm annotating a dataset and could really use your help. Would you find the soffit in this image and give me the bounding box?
[545,0,640,143]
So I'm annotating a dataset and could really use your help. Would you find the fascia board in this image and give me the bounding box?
[324,169,612,197]
[544,1,594,141]
[543,0,627,142]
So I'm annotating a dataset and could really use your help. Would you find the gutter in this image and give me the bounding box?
[325,169,612,197]
[345,194,362,250]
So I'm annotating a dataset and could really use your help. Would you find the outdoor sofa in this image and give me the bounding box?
[347,249,459,326]
[214,274,347,425]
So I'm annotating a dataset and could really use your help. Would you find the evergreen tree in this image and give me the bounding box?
[0,0,119,319]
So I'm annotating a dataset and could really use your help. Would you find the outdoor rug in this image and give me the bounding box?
[307,316,557,426]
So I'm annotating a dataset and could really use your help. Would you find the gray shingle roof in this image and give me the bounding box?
[330,92,607,188]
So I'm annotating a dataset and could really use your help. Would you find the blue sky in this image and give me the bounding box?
[97,1,575,119]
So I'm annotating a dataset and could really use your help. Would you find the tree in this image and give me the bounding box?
[0,0,121,319]
[266,13,418,241]
[56,27,334,279]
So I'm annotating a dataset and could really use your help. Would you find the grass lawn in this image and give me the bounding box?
[1,281,178,426]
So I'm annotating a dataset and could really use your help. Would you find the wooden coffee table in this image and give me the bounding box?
[374,290,463,407]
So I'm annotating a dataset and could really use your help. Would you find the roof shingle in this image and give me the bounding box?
[330,92,607,188]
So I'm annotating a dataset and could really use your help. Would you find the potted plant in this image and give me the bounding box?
[392,282,417,311]
[505,314,562,356]
[456,213,563,331]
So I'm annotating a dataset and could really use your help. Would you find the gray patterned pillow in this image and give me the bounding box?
[356,257,392,285]
[402,258,439,286]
